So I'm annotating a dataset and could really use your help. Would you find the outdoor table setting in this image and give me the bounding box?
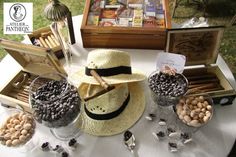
[0,27,236,156]
[0,0,236,156]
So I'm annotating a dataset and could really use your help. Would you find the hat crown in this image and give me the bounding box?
[87,49,131,69]
[86,84,129,114]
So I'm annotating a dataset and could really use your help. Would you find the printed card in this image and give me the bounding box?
[156,52,186,73]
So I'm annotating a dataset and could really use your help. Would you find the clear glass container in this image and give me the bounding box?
[29,73,82,140]
[174,94,214,130]
[44,0,75,75]
[0,108,38,153]
[152,122,167,141]
[148,70,188,129]
[148,70,188,107]
[173,93,214,146]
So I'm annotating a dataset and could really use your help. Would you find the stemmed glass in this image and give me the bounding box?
[148,69,188,125]
[148,69,188,151]
[29,72,82,141]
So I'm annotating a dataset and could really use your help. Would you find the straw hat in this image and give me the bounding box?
[70,49,146,85]
[78,82,145,136]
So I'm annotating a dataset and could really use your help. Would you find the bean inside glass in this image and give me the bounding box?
[29,73,82,140]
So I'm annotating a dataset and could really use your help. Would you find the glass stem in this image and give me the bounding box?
[51,22,72,74]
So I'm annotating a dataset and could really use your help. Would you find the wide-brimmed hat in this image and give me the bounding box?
[70,49,146,85]
[78,82,145,136]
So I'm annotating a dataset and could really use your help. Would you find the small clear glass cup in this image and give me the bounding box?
[152,122,167,141]
[29,73,82,141]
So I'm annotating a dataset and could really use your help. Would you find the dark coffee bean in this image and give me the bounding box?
[53,145,59,151]
[41,142,50,151]
[61,151,69,157]
[53,144,65,153]
[156,131,165,137]
[41,142,48,148]
[68,138,77,146]
[167,128,175,135]
[168,142,177,148]
[149,113,156,118]
[181,133,190,139]
[160,118,166,122]
[124,130,133,141]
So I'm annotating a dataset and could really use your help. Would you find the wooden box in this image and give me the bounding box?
[165,26,236,105]
[81,0,171,49]
[0,39,66,112]
[24,26,64,59]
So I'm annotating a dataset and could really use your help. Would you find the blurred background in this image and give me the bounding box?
[0,0,235,78]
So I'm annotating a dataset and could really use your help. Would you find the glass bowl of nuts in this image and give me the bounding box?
[148,70,188,106]
[174,94,214,132]
[0,109,37,151]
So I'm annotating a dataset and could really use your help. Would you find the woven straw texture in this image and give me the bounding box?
[70,49,146,85]
[78,82,145,136]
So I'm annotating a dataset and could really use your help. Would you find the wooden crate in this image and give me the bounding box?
[24,26,64,59]
[81,0,171,49]
[165,26,236,105]
[0,39,66,112]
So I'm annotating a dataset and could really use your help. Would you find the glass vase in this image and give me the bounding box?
[29,73,82,140]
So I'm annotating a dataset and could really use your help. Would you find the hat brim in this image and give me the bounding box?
[69,67,146,85]
[78,82,146,136]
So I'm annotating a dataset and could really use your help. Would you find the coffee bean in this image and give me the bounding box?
[124,130,132,141]
[168,142,177,148]
[31,80,81,128]
[148,72,187,97]
[181,133,190,139]
[156,131,165,137]
[53,144,64,152]
[41,142,50,151]
[61,151,69,157]
[167,128,175,134]
[68,138,77,147]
